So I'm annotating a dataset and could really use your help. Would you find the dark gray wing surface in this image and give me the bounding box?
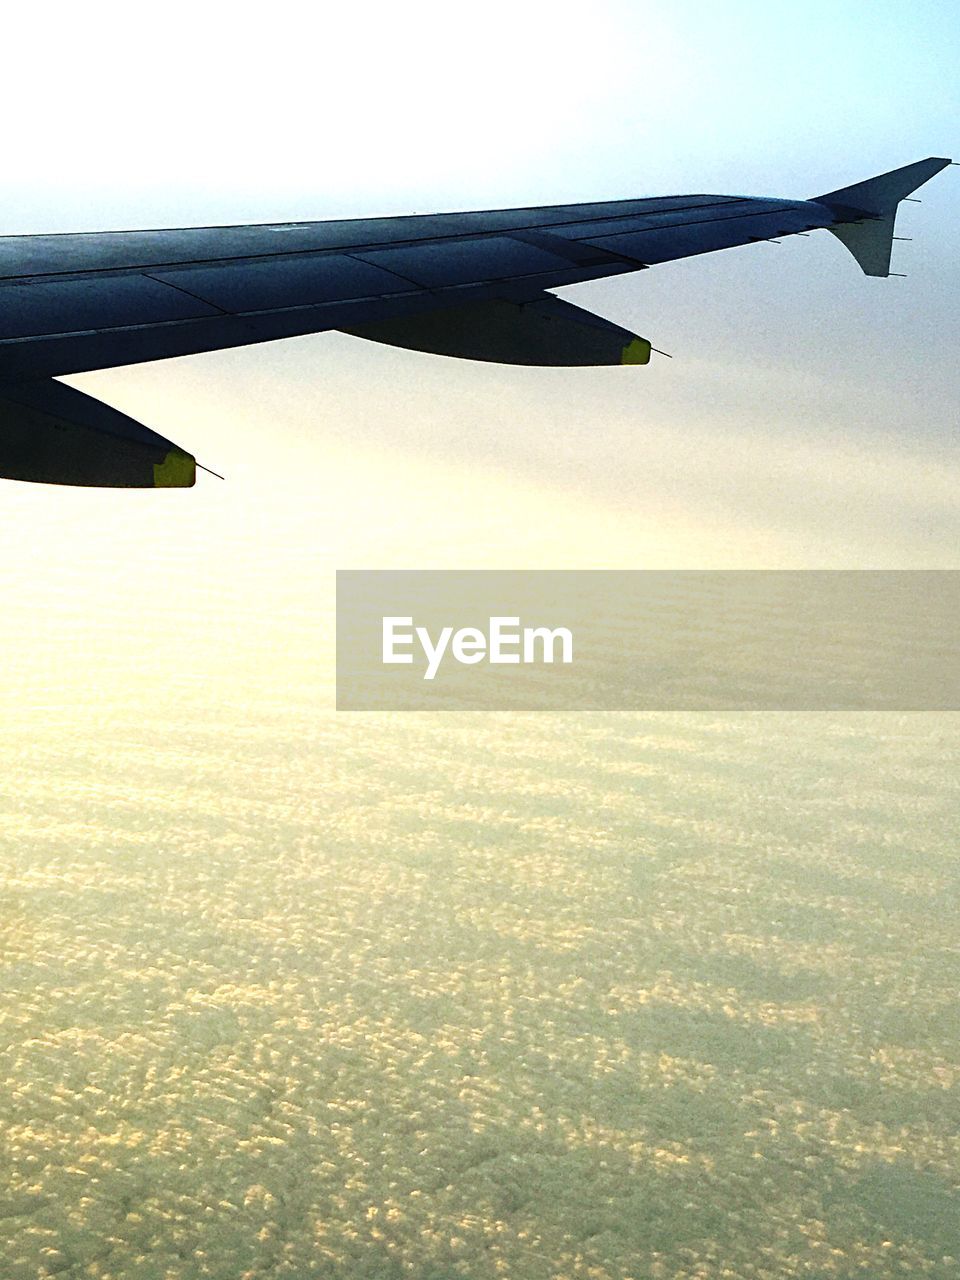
[0,157,951,385]
[0,156,949,486]
[0,196,839,384]
[2,192,713,383]
[0,196,804,381]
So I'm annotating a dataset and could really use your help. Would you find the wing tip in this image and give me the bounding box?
[813,156,953,217]
[816,155,953,278]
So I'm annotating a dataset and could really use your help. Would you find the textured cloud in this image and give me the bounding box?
[2,710,959,1277]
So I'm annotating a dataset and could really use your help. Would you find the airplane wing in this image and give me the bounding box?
[0,156,950,487]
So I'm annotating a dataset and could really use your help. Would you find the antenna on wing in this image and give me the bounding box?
[197,461,225,480]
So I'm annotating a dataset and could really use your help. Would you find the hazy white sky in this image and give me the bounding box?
[4,0,956,224]
[0,0,957,711]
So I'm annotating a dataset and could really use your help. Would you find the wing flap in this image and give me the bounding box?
[342,294,651,367]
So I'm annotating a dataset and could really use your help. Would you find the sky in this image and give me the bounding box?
[2,11,959,1275]
[0,0,957,712]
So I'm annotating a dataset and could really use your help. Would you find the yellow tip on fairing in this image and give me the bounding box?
[621,338,652,366]
[153,449,197,488]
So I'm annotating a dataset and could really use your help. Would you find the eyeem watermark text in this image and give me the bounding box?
[382,615,574,680]
[337,570,960,709]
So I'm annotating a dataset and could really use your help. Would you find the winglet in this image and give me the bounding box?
[813,156,952,217]
[811,156,952,277]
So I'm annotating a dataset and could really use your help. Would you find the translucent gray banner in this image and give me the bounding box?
[336,571,960,710]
